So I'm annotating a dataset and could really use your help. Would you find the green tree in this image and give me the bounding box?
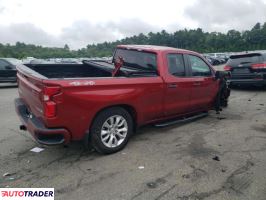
[0,21,266,58]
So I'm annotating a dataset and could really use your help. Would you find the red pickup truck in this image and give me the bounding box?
[15,45,230,154]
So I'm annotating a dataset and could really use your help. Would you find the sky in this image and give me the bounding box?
[0,0,266,49]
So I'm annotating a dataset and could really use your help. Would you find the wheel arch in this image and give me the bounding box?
[84,104,138,152]
[90,104,138,132]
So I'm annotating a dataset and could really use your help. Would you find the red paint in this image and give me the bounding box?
[15,45,220,144]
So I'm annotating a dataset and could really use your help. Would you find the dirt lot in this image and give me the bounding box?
[0,83,266,200]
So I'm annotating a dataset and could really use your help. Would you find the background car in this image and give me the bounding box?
[203,55,221,65]
[0,58,21,83]
[224,53,266,87]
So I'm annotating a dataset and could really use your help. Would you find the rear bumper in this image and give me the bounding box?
[14,98,71,145]
[228,72,266,86]
[228,79,266,86]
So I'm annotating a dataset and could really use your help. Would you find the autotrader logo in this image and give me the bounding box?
[0,188,54,200]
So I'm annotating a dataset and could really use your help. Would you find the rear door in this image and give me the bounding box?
[163,53,192,116]
[186,54,217,110]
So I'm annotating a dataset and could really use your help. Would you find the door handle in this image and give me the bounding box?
[193,82,201,86]
[168,83,177,88]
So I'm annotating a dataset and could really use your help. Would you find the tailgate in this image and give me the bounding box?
[17,66,45,120]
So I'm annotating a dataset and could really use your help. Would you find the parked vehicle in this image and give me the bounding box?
[60,58,80,64]
[203,55,221,66]
[15,45,230,154]
[204,53,230,65]
[24,59,52,64]
[215,57,226,64]
[224,53,266,86]
[0,58,21,83]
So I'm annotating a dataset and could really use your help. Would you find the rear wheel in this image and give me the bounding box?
[90,107,133,154]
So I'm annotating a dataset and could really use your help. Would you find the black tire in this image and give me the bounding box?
[221,100,228,107]
[90,107,133,154]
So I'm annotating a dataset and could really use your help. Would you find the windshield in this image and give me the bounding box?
[114,48,157,71]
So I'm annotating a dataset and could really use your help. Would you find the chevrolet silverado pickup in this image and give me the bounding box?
[15,45,230,154]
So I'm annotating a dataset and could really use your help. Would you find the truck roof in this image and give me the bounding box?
[117,45,195,54]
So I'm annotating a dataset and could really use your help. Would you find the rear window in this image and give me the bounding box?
[167,54,185,76]
[114,48,157,71]
[228,54,263,66]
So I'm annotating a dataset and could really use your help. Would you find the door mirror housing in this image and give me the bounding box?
[215,70,231,80]
[215,71,221,80]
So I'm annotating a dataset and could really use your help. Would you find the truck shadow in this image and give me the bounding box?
[25,122,188,162]
[1,115,213,188]
[130,116,206,144]
[55,114,208,155]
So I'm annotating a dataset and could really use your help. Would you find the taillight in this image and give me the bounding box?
[224,65,232,71]
[251,63,266,69]
[44,101,57,118]
[43,86,60,118]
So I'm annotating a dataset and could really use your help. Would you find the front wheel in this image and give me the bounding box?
[90,107,133,154]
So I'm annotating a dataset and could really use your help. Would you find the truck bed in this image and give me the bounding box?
[24,61,113,79]
[23,60,157,79]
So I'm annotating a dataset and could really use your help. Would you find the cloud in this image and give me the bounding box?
[0,0,6,13]
[0,19,161,49]
[0,23,62,47]
[61,19,161,48]
[111,18,161,36]
[2,0,266,50]
[1,0,265,49]
[0,6,5,13]
[185,0,266,32]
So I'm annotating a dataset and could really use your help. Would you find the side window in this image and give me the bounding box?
[0,60,9,70]
[167,54,186,76]
[188,55,212,76]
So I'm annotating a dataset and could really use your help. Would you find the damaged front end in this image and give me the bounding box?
[214,71,231,113]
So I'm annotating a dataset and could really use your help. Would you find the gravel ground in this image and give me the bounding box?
[0,84,266,200]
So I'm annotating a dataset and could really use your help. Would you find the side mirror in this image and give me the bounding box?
[215,70,231,80]
[215,71,221,80]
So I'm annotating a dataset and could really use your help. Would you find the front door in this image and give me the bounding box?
[186,54,218,111]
